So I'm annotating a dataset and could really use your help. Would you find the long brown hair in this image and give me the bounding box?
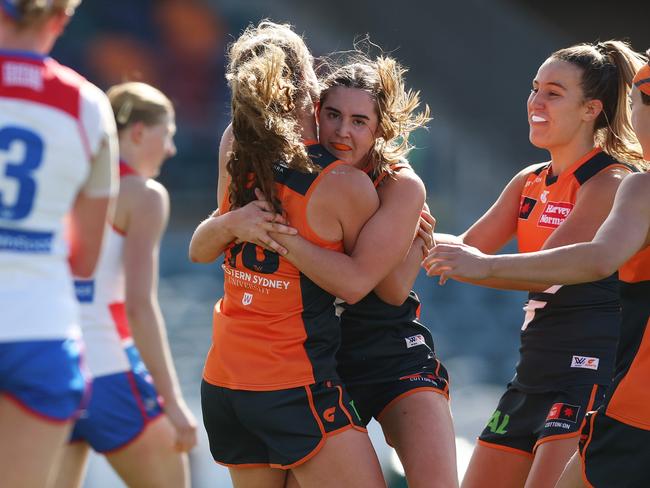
[225,21,319,214]
[320,53,430,179]
[551,40,645,165]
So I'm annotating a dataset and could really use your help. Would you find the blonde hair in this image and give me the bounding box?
[106,82,174,132]
[320,54,430,179]
[3,0,81,27]
[226,20,319,214]
[551,40,645,166]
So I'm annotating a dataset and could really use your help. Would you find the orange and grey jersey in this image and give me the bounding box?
[603,244,650,429]
[203,144,347,391]
[337,162,437,385]
[513,149,634,392]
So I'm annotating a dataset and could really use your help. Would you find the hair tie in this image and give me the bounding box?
[1,0,21,20]
[116,98,134,126]
[633,63,650,96]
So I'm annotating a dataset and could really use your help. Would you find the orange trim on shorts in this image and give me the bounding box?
[215,460,270,469]
[2,392,75,425]
[272,424,360,470]
[376,387,449,423]
[477,438,535,459]
[217,428,369,470]
[578,411,598,488]
[334,384,355,425]
[532,384,599,453]
[218,384,369,471]
[304,385,326,436]
[532,430,580,453]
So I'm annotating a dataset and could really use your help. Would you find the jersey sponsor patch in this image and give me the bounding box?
[546,402,580,423]
[74,279,95,303]
[519,196,537,219]
[242,292,253,306]
[571,355,599,370]
[537,201,574,228]
[405,334,426,349]
[0,226,52,252]
[2,61,43,91]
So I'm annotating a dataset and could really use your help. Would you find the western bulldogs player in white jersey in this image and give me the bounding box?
[53,82,196,488]
[0,1,118,487]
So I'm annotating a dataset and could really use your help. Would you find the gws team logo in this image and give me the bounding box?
[538,201,574,229]
[242,292,253,306]
[540,190,550,203]
[546,403,580,423]
[519,196,537,220]
[405,334,426,349]
[571,355,599,370]
[323,407,336,423]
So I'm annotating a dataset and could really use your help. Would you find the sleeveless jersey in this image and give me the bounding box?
[603,238,650,429]
[337,162,435,385]
[0,50,115,342]
[513,148,633,391]
[203,144,347,391]
[73,163,137,377]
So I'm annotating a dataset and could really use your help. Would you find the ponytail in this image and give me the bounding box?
[552,40,645,166]
[226,23,318,214]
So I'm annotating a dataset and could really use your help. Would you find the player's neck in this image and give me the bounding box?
[548,135,596,176]
[0,29,52,55]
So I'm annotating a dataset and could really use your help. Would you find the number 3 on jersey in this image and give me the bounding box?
[0,126,44,220]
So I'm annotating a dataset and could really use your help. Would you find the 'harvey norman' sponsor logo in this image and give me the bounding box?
[538,201,574,229]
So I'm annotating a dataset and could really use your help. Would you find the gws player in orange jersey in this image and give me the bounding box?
[0,1,118,487]
[53,82,196,488]
[423,41,645,488]
[190,21,386,488]
[194,52,454,488]
[426,51,650,488]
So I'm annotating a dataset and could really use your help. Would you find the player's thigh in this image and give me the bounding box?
[291,428,385,488]
[229,466,287,488]
[461,442,532,488]
[52,441,91,488]
[380,390,458,488]
[0,396,73,488]
[554,451,587,488]
[525,436,579,488]
[105,415,189,488]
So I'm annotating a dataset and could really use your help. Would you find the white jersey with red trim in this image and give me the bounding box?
[0,50,116,342]
[74,224,131,377]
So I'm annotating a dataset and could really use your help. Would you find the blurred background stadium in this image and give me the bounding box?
[51,0,649,486]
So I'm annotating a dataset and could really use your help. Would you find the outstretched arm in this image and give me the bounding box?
[426,172,650,284]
